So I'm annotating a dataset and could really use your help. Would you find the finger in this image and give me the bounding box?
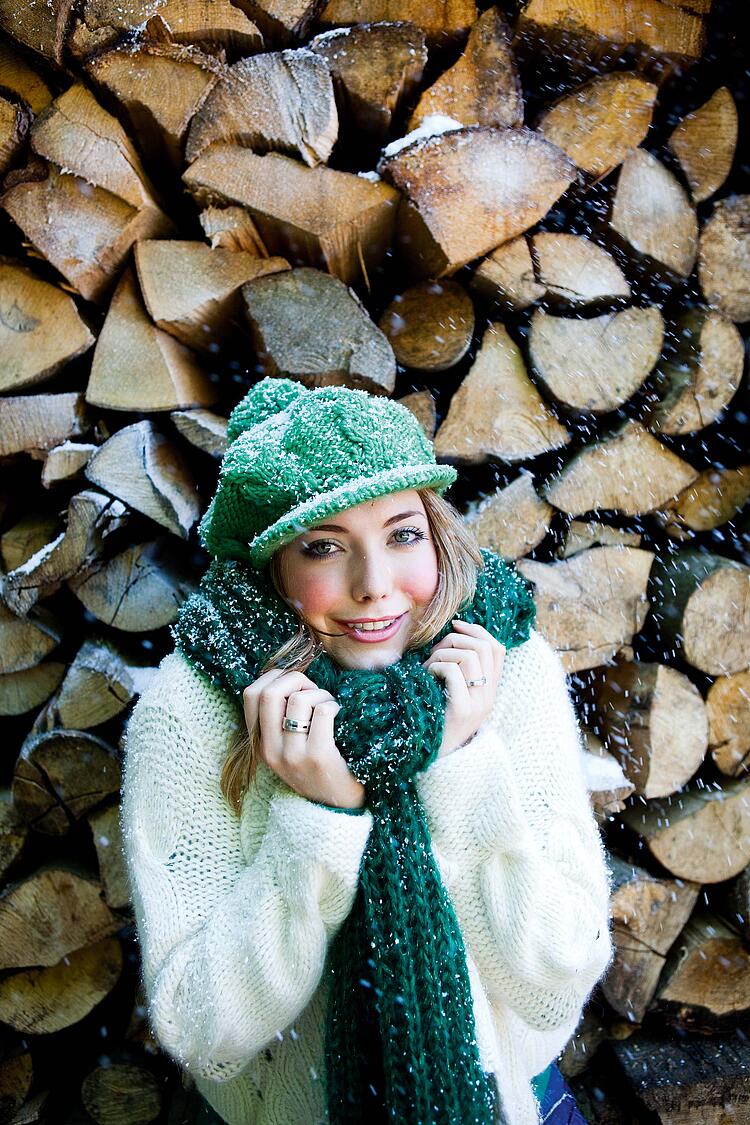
[450,621,505,676]
[258,671,320,759]
[306,698,341,760]
[423,660,472,709]
[424,647,483,684]
[243,667,287,737]
[429,633,494,680]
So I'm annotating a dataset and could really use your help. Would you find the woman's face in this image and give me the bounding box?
[276,489,440,670]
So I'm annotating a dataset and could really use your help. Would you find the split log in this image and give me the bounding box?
[86,43,222,171]
[379,125,577,278]
[378,279,474,371]
[529,307,663,414]
[535,73,657,179]
[639,308,744,435]
[1,513,60,572]
[231,0,320,43]
[0,0,76,64]
[68,539,196,632]
[581,736,635,822]
[653,907,750,1033]
[81,1062,162,1124]
[0,39,54,115]
[13,730,121,834]
[171,409,229,459]
[667,87,738,203]
[183,144,399,286]
[0,936,123,1034]
[184,49,338,167]
[41,442,98,488]
[315,0,477,50]
[84,421,201,538]
[0,492,128,616]
[515,545,655,672]
[406,8,523,131]
[530,233,630,305]
[612,1028,750,1123]
[610,148,698,278]
[652,465,750,540]
[0,796,27,884]
[469,236,544,311]
[463,474,554,560]
[134,241,289,354]
[647,548,750,676]
[0,94,30,176]
[395,390,437,439]
[589,657,708,797]
[603,855,700,1023]
[558,520,642,558]
[707,670,750,778]
[0,664,66,717]
[0,603,61,675]
[33,638,156,732]
[725,870,750,946]
[309,22,427,143]
[620,774,750,883]
[542,419,699,517]
[88,802,131,910]
[0,866,121,969]
[433,322,571,463]
[698,195,750,323]
[1,84,175,304]
[515,0,707,72]
[69,0,262,58]
[0,394,89,458]
[199,205,270,256]
[242,267,396,392]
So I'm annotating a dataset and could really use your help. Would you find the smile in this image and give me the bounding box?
[337,614,407,642]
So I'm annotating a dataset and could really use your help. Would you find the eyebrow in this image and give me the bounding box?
[309,510,423,533]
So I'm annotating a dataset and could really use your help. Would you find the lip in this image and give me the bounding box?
[336,612,408,643]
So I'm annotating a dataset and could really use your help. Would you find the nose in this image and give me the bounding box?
[350,547,393,603]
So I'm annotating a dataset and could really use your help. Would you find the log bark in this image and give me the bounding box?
[378,279,474,371]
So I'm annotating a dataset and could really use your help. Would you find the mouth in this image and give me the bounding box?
[335,613,408,643]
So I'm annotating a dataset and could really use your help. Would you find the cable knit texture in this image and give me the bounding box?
[120,626,615,1125]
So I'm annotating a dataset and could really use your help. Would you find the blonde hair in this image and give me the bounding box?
[219,487,484,815]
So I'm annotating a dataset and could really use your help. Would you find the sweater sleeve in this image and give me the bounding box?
[119,652,373,1083]
[415,627,615,1033]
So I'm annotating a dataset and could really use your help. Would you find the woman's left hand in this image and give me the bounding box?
[421,619,505,759]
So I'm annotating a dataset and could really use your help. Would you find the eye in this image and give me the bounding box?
[393,525,427,545]
[301,526,427,559]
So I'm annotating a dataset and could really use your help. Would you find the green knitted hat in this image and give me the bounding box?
[199,377,459,569]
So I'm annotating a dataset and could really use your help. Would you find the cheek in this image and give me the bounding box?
[282,565,343,620]
[398,548,440,606]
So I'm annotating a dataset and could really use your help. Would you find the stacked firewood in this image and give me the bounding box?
[1,0,748,1121]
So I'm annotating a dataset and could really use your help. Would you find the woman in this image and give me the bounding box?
[120,376,614,1125]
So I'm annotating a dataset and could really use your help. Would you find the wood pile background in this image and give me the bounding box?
[0,0,748,1122]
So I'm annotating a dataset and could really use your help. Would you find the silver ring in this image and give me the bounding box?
[282,716,310,733]
[465,677,487,687]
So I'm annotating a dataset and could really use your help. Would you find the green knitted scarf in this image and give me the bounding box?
[171,546,536,1124]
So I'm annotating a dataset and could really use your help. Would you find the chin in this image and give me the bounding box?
[333,641,406,671]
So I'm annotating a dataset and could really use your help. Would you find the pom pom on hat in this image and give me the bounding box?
[226,376,308,444]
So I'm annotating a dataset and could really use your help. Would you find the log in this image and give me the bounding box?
[0,0,76,64]
[463,473,554,560]
[620,774,750,882]
[707,669,750,778]
[433,322,571,463]
[406,8,523,131]
[13,729,121,834]
[315,0,477,50]
[242,266,396,392]
[589,657,708,797]
[379,125,577,278]
[68,539,196,632]
[558,520,642,559]
[698,195,750,323]
[41,442,98,488]
[535,73,657,179]
[638,308,744,435]
[199,204,270,256]
[515,545,655,672]
[88,802,132,910]
[0,664,66,717]
[231,0,320,43]
[184,49,338,167]
[542,419,699,517]
[0,795,27,884]
[183,144,399,286]
[469,236,545,311]
[309,22,427,143]
[652,465,750,540]
[0,93,30,177]
[81,1062,162,1125]
[84,421,201,538]
[134,241,289,354]
[0,936,122,1035]
[0,39,54,115]
[1,513,60,572]
[529,307,663,414]
[0,395,88,458]
[171,408,228,458]
[69,0,262,58]
[610,148,698,278]
[33,638,156,732]
[581,736,635,823]
[395,389,437,438]
[653,908,750,1033]
[667,87,738,203]
[530,233,630,305]
[646,548,750,676]
[603,855,700,1023]
[0,603,61,675]
[378,279,474,371]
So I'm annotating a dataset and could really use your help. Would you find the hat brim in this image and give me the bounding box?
[248,463,459,568]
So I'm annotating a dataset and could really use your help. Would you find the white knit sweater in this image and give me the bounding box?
[120,626,615,1125]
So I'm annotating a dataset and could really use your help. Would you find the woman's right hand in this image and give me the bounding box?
[243,669,366,810]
